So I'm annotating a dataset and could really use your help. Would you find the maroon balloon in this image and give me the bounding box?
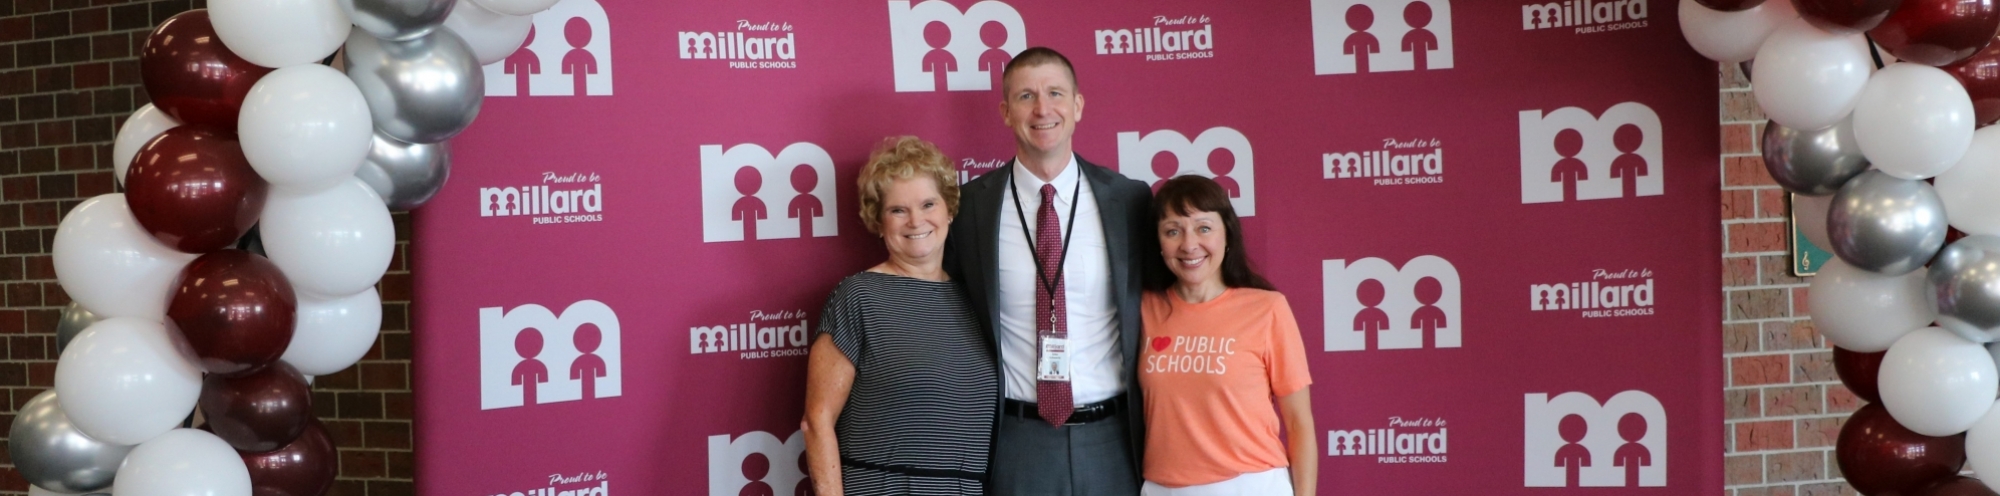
[1945,37,2000,127]
[167,250,297,376]
[1917,476,2000,496]
[1697,0,1768,11]
[1798,0,1906,33]
[1870,0,2000,66]
[1834,347,1888,403]
[241,417,337,496]
[199,361,311,452]
[126,126,268,253]
[140,10,272,131]
[1837,403,1967,496]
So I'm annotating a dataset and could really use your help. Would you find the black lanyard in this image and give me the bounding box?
[1008,165,1083,311]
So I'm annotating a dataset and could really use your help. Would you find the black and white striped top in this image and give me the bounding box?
[820,271,999,495]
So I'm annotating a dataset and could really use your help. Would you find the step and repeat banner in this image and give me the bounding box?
[412,0,1722,494]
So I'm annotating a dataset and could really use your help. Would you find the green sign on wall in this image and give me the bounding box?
[1792,193,1832,276]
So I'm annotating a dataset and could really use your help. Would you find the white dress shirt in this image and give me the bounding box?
[996,156,1123,405]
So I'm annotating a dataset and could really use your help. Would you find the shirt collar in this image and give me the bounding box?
[1010,154,1082,204]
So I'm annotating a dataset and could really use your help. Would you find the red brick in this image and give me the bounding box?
[323,419,364,449]
[1730,288,1791,320]
[1734,354,1791,386]
[1758,188,1788,219]
[0,310,22,334]
[18,147,53,174]
[1724,189,1757,220]
[1726,388,1760,419]
[23,256,50,280]
[90,33,128,60]
[72,62,108,89]
[337,449,386,478]
[1763,321,1818,351]
[76,170,112,197]
[34,65,72,93]
[35,120,73,146]
[365,480,413,496]
[1793,286,1812,317]
[0,18,33,43]
[1735,420,1796,451]
[378,272,411,302]
[1727,322,1760,353]
[360,362,406,390]
[1724,90,1766,122]
[336,391,382,419]
[1827,385,1863,413]
[363,421,410,449]
[1799,416,1845,448]
[1760,254,1805,286]
[71,7,107,34]
[1724,123,1757,155]
[23,310,57,336]
[1726,156,1777,187]
[1722,61,1751,89]
[1768,450,1826,483]
[31,12,68,39]
[56,145,91,172]
[383,390,412,419]
[1729,222,1788,253]
[1763,385,1823,416]
[1794,349,1837,383]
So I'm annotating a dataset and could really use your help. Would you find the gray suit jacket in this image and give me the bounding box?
[944,154,1155,471]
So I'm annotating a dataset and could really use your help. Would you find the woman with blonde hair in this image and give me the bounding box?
[802,136,997,495]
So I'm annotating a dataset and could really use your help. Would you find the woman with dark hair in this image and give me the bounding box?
[1138,175,1316,496]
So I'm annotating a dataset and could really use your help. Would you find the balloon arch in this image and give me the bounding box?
[6,0,548,494]
[1684,0,2000,495]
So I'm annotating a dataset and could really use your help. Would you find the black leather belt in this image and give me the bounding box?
[1003,396,1125,425]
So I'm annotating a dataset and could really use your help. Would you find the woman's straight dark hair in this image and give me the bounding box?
[1145,175,1275,293]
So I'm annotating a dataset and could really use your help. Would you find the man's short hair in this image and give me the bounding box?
[1000,47,1078,95]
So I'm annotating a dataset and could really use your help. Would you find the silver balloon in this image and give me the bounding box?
[357,131,451,210]
[1828,170,1949,276]
[343,28,484,144]
[1934,236,2000,343]
[53,302,99,355]
[1762,118,1870,196]
[7,390,131,493]
[341,0,457,41]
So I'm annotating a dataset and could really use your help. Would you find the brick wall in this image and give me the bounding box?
[1720,61,1864,496]
[0,0,416,495]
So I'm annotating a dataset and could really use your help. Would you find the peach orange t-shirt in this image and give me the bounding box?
[1139,288,1313,487]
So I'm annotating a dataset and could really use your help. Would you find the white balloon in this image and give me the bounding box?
[239,64,374,194]
[110,105,177,187]
[1753,18,1874,131]
[443,0,533,65]
[1853,63,1976,180]
[1969,402,2000,494]
[1881,327,2000,436]
[112,429,250,496]
[261,178,395,298]
[469,0,556,16]
[53,318,202,446]
[281,288,383,375]
[1809,257,1934,352]
[51,195,197,320]
[209,0,351,68]
[1678,0,1797,63]
[1794,192,1834,251]
[1938,127,2000,235]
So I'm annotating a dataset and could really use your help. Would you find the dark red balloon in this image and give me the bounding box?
[199,361,311,452]
[1870,0,2000,66]
[1834,347,1888,403]
[1837,403,1967,496]
[1697,0,1768,11]
[126,126,268,253]
[1945,36,2000,127]
[168,250,297,376]
[241,417,337,496]
[1799,0,1906,33]
[140,10,272,131]
[1916,476,2000,496]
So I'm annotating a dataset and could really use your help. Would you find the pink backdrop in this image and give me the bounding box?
[413,0,1722,493]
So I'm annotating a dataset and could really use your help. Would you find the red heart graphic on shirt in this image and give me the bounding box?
[1151,337,1172,352]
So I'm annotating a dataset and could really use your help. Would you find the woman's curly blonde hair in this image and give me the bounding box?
[857,136,959,235]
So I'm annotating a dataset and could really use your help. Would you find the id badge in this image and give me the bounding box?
[1038,337,1070,382]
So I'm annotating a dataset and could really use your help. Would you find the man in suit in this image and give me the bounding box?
[944,47,1154,495]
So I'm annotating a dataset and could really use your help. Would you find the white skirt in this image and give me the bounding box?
[1140,467,1293,496]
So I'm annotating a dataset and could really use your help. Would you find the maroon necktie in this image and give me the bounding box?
[1036,183,1073,426]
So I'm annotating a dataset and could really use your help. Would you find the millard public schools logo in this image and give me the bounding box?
[700,143,838,243]
[709,430,809,496]
[1519,102,1662,204]
[478,300,622,411]
[1323,256,1460,352]
[1116,127,1256,216]
[1311,0,1453,75]
[677,20,797,69]
[478,172,605,225]
[484,0,612,96]
[1531,268,1655,318]
[689,310,812,360]
[1327,416,1448,464]
[1094,14,1214,61]
[487,471,612,496]
[887,0,1026,92]
[1522,0,1650,34]
[1524,390,1666,488]
[1324,137,1444,186]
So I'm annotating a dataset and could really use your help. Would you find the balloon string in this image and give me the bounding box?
[1865,34,1886,69]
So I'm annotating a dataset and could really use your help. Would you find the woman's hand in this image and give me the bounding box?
[1280,387,1316,496]
[803,334,856,496]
